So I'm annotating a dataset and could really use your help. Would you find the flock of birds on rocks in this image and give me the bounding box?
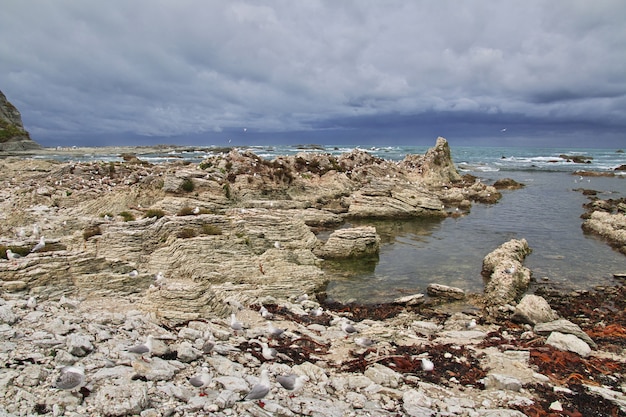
[34,286,445,412]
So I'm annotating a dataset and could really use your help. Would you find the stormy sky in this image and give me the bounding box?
[1,1,625,148]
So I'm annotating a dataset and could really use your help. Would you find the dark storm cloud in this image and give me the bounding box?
[1,1,625,146]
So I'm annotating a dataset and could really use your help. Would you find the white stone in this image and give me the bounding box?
[545,332,591,357]
[93,381,149,416]
[364,363,402,388]
[483,373,522,392]
[402,389,434,417]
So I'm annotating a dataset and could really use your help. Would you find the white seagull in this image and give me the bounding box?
[128,269,139,278]
[355,337,375,348]
[257,341,278,361]
[421,358,434,372]
[230,313,243,334]
[127,335,155,360]
[341,320,358,336]
[31,236,45,253]
[267,322,285,338]
[6,249,22,261]
[310,306,324,317]
[54,366,85,391]
[276,373,308,396]
[153,271,166,288]
[243,369,271,402]
[259,305,273,319]
[188,366,212,395]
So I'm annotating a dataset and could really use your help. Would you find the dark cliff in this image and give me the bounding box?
[0,90,42,151]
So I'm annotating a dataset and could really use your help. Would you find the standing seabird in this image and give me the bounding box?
[243,369,271,402]
[127,335,155,360]
[188,366,212,395]
[276,373,308,396]
[30,236,45,253]
[54,366,85,390]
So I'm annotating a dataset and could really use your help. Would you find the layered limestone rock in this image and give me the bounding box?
[313,226,380,259]
[0,138,504,322]
[582,210,626,255]
[0,90,41,151]
[482,239,532,308]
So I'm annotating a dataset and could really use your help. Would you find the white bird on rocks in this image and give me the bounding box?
[230,313,243,334]
[504,266,516,274]
[31,236,45,253]
[257,341,278,361]
[466,318,477,329]
[54,366,85,391]
[193,206,200,214]
[421,358,434,372]
[267,321,285,338]
[188,366,212,395]
[310,306,324,317]
[128,269,139,278]
[259,305,273,319]
[341,320,358,337]
[355,337,375,348]
[127,335,155,360]
[276,373,308,396]
[6,249,22,261]
[26,296,37,309]
[153,271,166,288]
[243,369,271,402]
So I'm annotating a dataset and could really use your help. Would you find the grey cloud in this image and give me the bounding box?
[1,1,625,145]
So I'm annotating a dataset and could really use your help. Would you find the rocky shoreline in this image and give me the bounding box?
[1,138,626,416]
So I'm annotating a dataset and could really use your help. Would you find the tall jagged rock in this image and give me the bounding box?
[0,89,41,151]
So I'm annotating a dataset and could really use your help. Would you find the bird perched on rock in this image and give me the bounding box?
[466,318,477,329]
[192,206,200,214]
[267,321,285,338]
[188,366,212,396]
[276,373,308,397]
[341,320,358,337]
[153,271,166,287]
[30,236,45,253]
[26,296,37,309]
[355,337,375,348]
[127,335,155,361]
[504,266,516,274]
[259,305,273,319]
[230,313,243,334]
[128,269,139,278]
[310,306,324,317]
[243,369,271,402]
[6,249,22,261]
[421,358,434,372]
[260,342,278,361]
[54,366,85,391]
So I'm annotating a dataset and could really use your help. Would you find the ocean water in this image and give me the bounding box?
[34,144,626,302]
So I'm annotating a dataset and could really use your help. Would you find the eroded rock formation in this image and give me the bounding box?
[0,90,41,151]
